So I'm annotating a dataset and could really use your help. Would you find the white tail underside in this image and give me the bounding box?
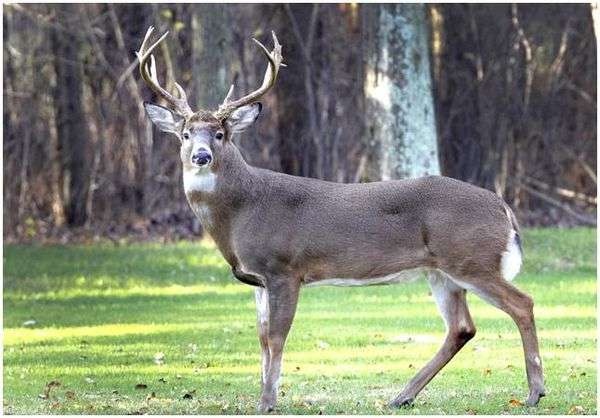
[501,229,522,281]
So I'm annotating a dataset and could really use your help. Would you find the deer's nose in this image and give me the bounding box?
[191,149,212,166]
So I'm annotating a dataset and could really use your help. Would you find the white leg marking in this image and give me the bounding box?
[428,272,461,329]
[255,288,269,385]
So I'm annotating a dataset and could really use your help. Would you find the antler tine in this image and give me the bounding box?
[215,31,284,119]
[222,84,235,104]
[136,27,194,117]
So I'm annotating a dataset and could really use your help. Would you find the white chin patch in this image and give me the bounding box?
[501,229,522,281]
[183,169,216,194]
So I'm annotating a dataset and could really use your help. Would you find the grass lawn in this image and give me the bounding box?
[3,228,597,415]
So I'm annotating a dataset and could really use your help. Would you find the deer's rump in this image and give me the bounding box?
[236,174,515,284]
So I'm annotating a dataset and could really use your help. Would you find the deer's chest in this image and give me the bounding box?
[184,171,218,228]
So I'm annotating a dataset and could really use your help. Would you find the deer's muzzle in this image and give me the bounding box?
[191,149,212,166]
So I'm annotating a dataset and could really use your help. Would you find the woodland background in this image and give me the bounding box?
[3,3,597,243]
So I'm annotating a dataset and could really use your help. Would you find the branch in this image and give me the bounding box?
[521,176,597,205]
[559,143,597,185]
[284,4,319,63]
[519,182,596,225]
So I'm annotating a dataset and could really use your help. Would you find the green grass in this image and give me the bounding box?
[3,228,597,415]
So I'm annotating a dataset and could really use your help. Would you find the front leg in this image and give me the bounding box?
[255,287,270,387]
[258,277,300,413]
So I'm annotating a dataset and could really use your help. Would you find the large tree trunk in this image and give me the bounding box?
[364,4,440,180]
[275,4,315,178]
[191,4,231,109]
[50,5,90,226]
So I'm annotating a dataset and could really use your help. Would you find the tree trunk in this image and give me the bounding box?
[50,5,90,226]
[364,3,440,180]
[191,4,231,109]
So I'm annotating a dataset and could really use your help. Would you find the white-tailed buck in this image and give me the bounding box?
[136,27,545,413]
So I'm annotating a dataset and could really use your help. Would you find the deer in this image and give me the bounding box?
[135,27,545,413]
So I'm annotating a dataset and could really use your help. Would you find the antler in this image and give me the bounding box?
[214,31,284,120]
[136,26,194,118]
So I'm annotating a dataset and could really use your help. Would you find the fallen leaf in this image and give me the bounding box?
[50,401,61,409]
[508,399,524,407]
[568,405,585,415]
[182,389,196,400]
[39,380,61,400]
[65,391,76,400]
[153,352,165,365]
[135,383,148,390]
[317,340,330,349]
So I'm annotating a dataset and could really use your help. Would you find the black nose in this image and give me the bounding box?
[192,149,212,166]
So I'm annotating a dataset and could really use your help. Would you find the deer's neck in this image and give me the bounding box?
[183,146,260,265]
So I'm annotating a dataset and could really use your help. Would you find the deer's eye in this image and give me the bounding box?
[183,132,190,140]
[215,131,224,140]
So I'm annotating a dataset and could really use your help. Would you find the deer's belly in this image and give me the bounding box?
[303,268,428,288]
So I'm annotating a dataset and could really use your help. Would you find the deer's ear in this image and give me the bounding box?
[144,102,184,138]
[225,103,262,133]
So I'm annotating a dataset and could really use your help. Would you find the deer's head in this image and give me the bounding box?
[136,27,283,175]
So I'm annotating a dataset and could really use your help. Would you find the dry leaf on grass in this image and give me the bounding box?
[153,352,165,365]
[135,383,148,390]
[39,380,61,400]
[182,389,196,400]
[508,399,524,407]
[568,405,585,415]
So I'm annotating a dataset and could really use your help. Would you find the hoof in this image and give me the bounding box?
[526,389,546,407]
[389,396,414,408]
[257,404,274,414]
[258,399,275,414]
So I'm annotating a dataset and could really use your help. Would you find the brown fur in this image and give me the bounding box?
[179,128,544,412]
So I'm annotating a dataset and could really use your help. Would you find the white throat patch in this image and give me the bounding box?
[183,169,217,194]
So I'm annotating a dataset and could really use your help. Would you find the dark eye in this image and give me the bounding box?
[183,132,190,140]
[215,131,224,140]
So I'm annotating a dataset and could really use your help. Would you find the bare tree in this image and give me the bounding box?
[50,5,91,226]
[364,4,440,180]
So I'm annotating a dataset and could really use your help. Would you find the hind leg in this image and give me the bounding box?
[455,276,545,406]
[390,271,476,407]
